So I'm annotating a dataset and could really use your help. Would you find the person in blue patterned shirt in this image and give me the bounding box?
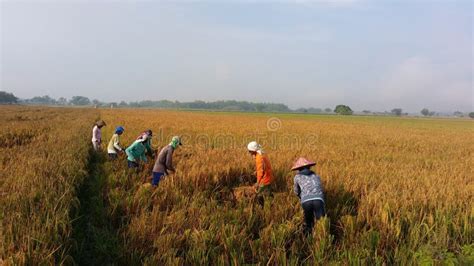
[292,157,325,235]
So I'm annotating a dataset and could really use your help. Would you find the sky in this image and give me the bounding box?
[1,0,472,112]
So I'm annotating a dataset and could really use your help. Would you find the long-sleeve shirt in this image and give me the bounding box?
[293,169,325,204]
[255,153,273,186]
[144,139,153,155]
[125,140,147,163]
[152,145,175,174]
[136,132,154,155]
[107,133,123,154]
[92,125,101,143]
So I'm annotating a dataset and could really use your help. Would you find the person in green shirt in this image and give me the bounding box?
[135,129,155,158]
[125,137,148,169]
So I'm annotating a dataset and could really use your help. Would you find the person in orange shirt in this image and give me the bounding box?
[247,141,273,205]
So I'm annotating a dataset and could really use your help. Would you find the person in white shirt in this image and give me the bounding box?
[92,120,106,151]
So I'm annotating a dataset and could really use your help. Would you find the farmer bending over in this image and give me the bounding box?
[107,126,125,159]
[125,137,148,169]
[247,141,273,205]
[151,136,182,187]
[292,157,325,235]
[136,129,155,158]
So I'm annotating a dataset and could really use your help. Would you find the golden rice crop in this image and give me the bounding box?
[1,106,97,265]
[98,108,473,264]
[1,106,473,265]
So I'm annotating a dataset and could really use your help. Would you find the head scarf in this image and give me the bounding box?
[247,141,264,154]
[170,136,182,149]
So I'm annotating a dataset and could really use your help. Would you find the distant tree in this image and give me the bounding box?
[421,109,435,116]
[254,103,265,112]
[334,105,353,115]
[362,110,371,114]
[469,112,474,119]
[421,108,430,116]
[0,91,18,104]
[391,108,403,116]
[69,96,91,106]
[295,108,322,114]
[118,101,128,107]
[92,99,102,106]
[324,108,332,113]
[29,95,56,105]
[58,97,68,105]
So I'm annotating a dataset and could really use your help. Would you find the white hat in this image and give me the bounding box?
[247,141,260,152]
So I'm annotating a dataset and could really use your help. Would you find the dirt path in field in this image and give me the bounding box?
[71,151,121,265]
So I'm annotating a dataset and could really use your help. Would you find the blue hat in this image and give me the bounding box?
[115,126,125,134]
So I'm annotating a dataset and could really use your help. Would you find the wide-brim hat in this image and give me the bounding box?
[96,120,106,127]
[291,157,316,171]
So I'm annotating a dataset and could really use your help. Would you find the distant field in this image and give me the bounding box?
[1,106,473,265]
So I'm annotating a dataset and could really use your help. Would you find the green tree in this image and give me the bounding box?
[254,103,265,112]
[29,95,56,105]
[0,91,18,104]
[421,108,430,116]
[92,99,102,106]
[69,96,91,106]
[334,105,353,115]
[469,112,474,119]
[58,97,68,105]
[391,108,403,116]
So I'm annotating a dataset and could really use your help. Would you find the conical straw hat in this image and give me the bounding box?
[291,157,316,170]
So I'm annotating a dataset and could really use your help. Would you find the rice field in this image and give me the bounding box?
[1,106,473,265]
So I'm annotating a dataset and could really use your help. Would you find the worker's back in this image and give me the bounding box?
[256,153,273,186]
[293,168,324,203]
[153,145,174,173]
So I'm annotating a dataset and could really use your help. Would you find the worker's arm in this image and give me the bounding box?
[165,148,175,172]
[141,144,148,163]
[255,155,264,186]
[294,177,301,198]
[113,136,122,151]
[145,140,153,155]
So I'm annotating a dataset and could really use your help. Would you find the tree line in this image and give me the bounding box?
[1,91,473,118]
[0,91,330,113]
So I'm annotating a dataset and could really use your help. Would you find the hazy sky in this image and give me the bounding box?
[1,0,472,112]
